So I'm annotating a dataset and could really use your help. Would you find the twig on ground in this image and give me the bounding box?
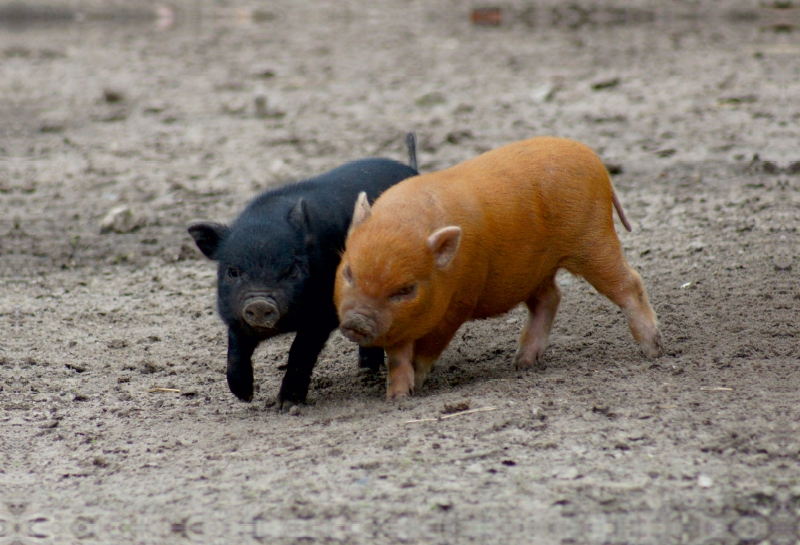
[148,387,181,393]
[700,387,733,392]
[405,406,498,424]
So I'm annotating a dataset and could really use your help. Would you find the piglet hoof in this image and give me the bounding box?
[513,349,547,372]
[386,368,415,400]
[641,330,664,359]
[386,388,412,400]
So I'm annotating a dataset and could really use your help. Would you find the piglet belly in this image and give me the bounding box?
[467,249,557,320]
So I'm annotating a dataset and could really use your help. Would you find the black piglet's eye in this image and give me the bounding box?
[227,267,240,279]
[282,262,299,280]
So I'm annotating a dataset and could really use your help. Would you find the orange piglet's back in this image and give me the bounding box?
[334,137,663,399]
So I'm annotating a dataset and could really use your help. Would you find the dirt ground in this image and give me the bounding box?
[2,0,799,543]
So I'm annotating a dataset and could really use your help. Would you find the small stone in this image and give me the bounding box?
[592,77,620,90]
[251,9,277,22]
[140,360,164,374]
[432,496,453,511]
[688,240,705,252]
[253,95,285,118]
[697,474,713,488]
[252,68,276,79]
[288,405,300,416]
[415,91,446,107]
[443,399,471,414]
[221,100,247,115]
[556,467,579,480]
[446,130,473,144]
[40,112,68,133]
[103,88,124,103]
[471,8,502,26]
[530,84,557,103]
[143,101,167,114]
[465,463,484,474]
[99,205,142,234]
[254,95,268,117]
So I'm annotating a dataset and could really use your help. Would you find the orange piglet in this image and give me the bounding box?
[334,137,663,399]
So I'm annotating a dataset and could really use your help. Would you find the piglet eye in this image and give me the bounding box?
[389,284,416,301]
[342,264,353,285]
[227,267,240,279]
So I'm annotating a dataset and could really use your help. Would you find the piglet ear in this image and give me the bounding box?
[288,198,310,231]
[427,226,461,269]
[348,192,372,236]
[188,222,229,260]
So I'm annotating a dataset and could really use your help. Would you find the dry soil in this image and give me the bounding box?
[2,1,799,543]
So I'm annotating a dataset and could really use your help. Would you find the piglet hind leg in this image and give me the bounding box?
[576,251,663,359]
[386,342,415,399]
[514,274,562,371]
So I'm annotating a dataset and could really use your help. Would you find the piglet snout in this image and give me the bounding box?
[243,296,280,328]
[340,313,378,345]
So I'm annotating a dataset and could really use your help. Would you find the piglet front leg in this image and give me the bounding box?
[278,325,332,410]
[386,341,415,399]
[227,327,257,402]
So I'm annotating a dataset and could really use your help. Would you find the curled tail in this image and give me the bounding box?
[612,190,632,232]
[406,132,418,172]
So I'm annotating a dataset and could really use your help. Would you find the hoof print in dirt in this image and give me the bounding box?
[188,135,419,406]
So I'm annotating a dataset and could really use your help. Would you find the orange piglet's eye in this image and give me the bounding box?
[342,264,353,285]
[389,284,416,301]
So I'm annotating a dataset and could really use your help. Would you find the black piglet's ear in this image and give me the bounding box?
[288,198,311,232]
[188,222,229,260]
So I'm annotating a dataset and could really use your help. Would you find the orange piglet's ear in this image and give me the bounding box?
[348,192,372,236]
[427,226,461,268]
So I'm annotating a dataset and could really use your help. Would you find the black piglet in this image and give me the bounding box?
[189,134,418,410]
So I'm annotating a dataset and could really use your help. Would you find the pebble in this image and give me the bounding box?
[530,84,557,103]
[254,95,268,117]
[556,467,579,480]
[100,205,142,234]
[415,91,446,107]
[103,88,124,103]
[39,112,68,133]
[697,474,713,488]
[592,77,620,90]
[465,463,484,474]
